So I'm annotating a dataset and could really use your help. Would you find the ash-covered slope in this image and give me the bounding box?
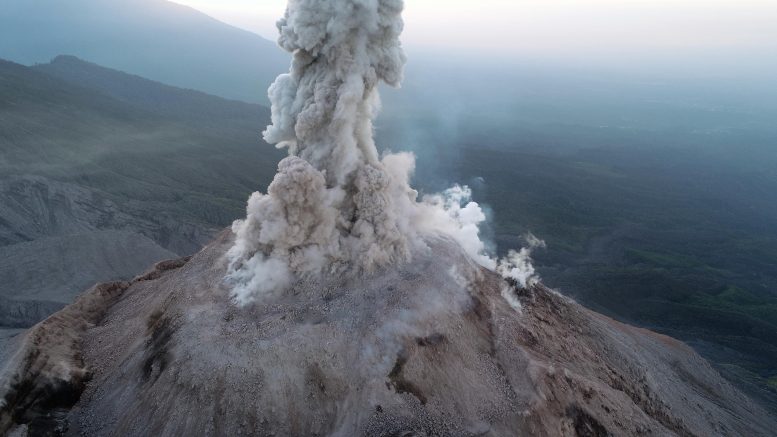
[2,231,774,436]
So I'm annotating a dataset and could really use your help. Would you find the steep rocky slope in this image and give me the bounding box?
[1,231,774,436]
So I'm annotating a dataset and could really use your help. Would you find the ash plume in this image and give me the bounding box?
[227,0,542,304]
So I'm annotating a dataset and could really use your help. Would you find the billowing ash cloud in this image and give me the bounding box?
[227,0,542,304]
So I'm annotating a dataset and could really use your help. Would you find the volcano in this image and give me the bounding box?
[2,0,776,435]
[2,232,776,436]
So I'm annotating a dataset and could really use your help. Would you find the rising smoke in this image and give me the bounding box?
[226,0,542,304]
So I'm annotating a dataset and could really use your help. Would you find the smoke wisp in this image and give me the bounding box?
[226,0,542,304]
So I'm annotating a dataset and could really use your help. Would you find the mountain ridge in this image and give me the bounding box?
[33,55,265,124]
[0,0,288,103]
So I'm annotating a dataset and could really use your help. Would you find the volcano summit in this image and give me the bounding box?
[2,232,775,436]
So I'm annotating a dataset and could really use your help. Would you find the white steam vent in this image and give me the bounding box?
[226,0,542,304]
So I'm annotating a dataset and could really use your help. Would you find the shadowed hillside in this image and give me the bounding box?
[0,57,283,329]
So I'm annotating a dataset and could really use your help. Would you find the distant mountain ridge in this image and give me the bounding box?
[0,0,288,103]
[33,55,265,127]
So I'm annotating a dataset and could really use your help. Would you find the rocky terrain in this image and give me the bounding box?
[1,231,774,436]
[0,57,280,331]
[0,174,213,329]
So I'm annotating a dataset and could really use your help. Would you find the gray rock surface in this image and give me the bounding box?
[0,231,176,302]
[0,329,25,368]
[0,176,214,255]
[0,175,216,329]
[0,297,65,331]
[1,231,775,436]
[0,229,178,329]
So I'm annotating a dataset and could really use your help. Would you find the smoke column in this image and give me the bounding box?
[227,0,542,304]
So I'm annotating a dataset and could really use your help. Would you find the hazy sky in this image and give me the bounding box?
[173,0,777,60]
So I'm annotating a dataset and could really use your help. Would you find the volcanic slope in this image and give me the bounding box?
[1,231,775,436]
